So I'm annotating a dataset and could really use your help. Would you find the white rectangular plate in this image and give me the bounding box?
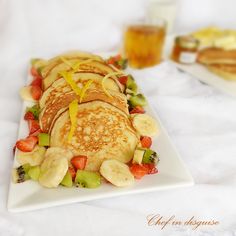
[8,54,194,213]
[165,35,236,97]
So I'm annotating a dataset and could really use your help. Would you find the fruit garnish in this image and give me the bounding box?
[129,94,147,108]
[79,80,93,103]
[71,156,87,170]
[107,55,128,70]
[130,106,145,114]
[132,114,159,136]
[126,75,137,94]
[38,133,50,147]
[118,75,128,85]
[16,136,38,152]
[75,170,101,188]
[17,146,46,166]
[12,164,31,183]
[143,163,158,174]
[68,99,78,141]
[142,149,158,164]
[129,164,148,179]
[100,159,134,187]
[31,77,42,88]
[133,149,145,164]
[20,86,36,102]
[68,166,76,181]
[140,136,152,148]
[59,71,81,96]
[26,105,40,120]
[60,171,73,187]
[28,166,41,181]
[28,120,40,135]
[31,85,42,100]
[30,67,39,77]
[24,111,35,121]
[102,72,123,98]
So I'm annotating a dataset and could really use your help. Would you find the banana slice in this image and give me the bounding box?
[45,147,74,161]
[17,146,46,166]
[39,154,68,188]
[133,149,145,164]
[132,114,159,137]
[19,86,36,102]
[100,159,134,187]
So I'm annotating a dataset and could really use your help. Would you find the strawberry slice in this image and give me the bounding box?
[28,120,40,135]
[31,77,42,88]
[68,166,76,181]
[31,85,42,100]
[130,106,145,114]
[16,136,38,152]
[71,156,87,170]
[143,163,158,174]
[30,67,40,77]
[140,136,152,148]
[24,111,35,121]
[129,164,149,179]
[118,76,128,85]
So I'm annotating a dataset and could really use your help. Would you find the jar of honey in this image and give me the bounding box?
[171,35,199,64]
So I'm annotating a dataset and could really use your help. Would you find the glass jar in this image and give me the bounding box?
[171,36,200,64]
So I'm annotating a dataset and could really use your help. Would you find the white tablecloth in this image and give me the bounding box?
[1,1,236,235]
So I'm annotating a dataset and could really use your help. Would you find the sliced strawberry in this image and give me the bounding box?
[68,166,76,181]
[31,77,42,88]
[31,85,42,100]
[71,156,87,170]
[143,163,158,175]
[129,164,148,179]
[30,67,39,77]
[16,136,38,152]
[118,76,128,85]
[114,54,121,60]
[30,128,42,137]
[28,120,40,135]
[140,136,152,148]
[130,106,145,114]
[24,111,35,121]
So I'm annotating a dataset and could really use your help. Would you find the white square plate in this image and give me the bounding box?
[165,35,236,97]
[8,54,194,213]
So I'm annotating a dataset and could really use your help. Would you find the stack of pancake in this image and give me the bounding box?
[38,51,139,171]
[197,47,236,81]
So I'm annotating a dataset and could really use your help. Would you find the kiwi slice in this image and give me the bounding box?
[129,94,147,108]
[61,171,73,187]
[126,75,137,94]
[38,133,50,147]
[12,164,31,183]
[142,149,159,164]
[75,170,101,188]
[28,166,41,181]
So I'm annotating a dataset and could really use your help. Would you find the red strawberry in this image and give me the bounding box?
[16,136,38,152]
[31,85,42,100]
[129,164,148,179]
[31,77,42,88]
[71,156,87,170]
[118,76,128,85]
[130,106,145,114]
[140,136,152,148]
[28,120,40,135]
[30,67,39,77]
[143,163,158,175]
[24,111,35,121]
[68,166,76,181]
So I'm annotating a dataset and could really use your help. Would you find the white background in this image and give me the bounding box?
[0,0,236,235]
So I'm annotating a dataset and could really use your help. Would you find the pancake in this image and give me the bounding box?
[50,101,139,171]
[41,51,103,78]
[39,89,129,133]
[198,47,236,65]
[43,59,123,90]
[39,72,122,109]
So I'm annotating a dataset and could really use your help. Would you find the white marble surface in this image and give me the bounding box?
[0,0,236,235]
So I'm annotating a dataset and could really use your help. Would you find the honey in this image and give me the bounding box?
[171,36,199,64]
[124,24,166,68]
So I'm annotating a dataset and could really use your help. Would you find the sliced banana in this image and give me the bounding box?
[39,154,68,188]
[132,114,159,137]
[100,159,134,187]
[45,147,74,161]
[17,146,46,166]
[19,86,36,102]
[132,149,145,164]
